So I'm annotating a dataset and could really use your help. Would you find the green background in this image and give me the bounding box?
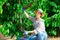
[0,0,60,38]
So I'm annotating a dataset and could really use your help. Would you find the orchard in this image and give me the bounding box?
[0,0,60,38]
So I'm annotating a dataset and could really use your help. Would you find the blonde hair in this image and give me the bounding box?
[34,10,44,17]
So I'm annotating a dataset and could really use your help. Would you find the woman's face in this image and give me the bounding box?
[35,11,42,18]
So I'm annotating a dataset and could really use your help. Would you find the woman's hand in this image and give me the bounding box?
[24,31,29,35]
[22,7,25,12]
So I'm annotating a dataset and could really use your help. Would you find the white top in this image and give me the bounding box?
[29,16,45,34]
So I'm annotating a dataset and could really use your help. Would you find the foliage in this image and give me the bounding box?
[0,0,60,37]
[0,0,7,14]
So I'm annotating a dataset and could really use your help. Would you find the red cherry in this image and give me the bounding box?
[29,3,32,7]
[23,6,28,9]
[3,3,7,7]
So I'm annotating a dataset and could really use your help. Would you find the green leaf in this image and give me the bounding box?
[51,30,57,36]
[0,6,3,14]
[50,2,57,7]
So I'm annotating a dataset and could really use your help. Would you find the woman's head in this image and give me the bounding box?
[35,9,44,18]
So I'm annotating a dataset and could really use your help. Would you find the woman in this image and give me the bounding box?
[23,9,48,40]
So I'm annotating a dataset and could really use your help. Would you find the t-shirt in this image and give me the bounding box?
[29,16,45,34]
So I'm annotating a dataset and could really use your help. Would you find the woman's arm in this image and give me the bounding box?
[24,11,30,18]
[24,11,35,22]
[28,31,35,34]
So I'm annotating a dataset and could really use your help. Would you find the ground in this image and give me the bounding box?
[0,33,60,40]
[0,36,60,40]
[48,37,60,40]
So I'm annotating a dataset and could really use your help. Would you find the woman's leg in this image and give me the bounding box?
[37,31,48,40]
[28,34,37,40]
[43,31,48,40]
[37,32,44,40]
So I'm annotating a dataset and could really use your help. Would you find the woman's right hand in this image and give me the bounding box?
[22,7,25,12]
